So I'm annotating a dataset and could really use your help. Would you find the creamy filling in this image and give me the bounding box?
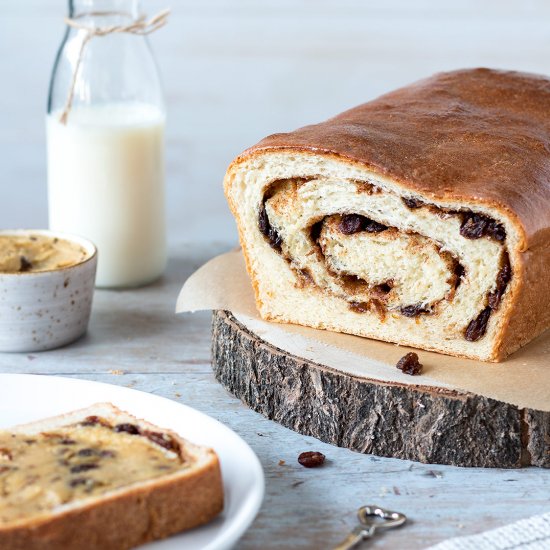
[0,419,184,524]
[0,235,89,273]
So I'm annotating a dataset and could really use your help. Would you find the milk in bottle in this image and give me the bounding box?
[46,1,167,287]
[47,102,166,287]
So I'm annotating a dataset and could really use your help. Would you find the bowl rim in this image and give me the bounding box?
[0,229,97,276]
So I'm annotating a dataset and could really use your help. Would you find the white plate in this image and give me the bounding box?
[0,374,264,550]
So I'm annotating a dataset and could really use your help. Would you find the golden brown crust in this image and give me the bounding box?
[235,68,550,251]
[494,243,550,359]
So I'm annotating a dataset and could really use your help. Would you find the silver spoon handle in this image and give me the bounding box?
[332,526,371,550]
[333,505,406,550]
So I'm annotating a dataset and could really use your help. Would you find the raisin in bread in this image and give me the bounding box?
[0,403,223,550]
[224,68,550,361]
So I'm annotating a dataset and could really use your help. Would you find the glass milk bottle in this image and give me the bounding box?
[46,0,167,288]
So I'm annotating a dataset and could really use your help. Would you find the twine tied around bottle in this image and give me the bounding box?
[58,9,170,125]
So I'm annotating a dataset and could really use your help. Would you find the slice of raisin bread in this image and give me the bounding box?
[0,403,223,550]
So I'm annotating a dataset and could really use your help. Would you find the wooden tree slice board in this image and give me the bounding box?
[211,310,550,469]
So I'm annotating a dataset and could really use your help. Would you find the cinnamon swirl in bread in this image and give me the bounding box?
[224,68,550,361]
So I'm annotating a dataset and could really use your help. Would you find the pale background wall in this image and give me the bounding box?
[2,0,550,245]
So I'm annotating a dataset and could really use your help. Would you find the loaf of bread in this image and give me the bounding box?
[224,68,550,361]
[0,403,223,550]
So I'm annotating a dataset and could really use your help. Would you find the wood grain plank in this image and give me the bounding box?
[212,310,550,469]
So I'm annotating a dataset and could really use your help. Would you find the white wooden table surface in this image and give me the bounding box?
[2,1,550,548]
[0,240,548,550]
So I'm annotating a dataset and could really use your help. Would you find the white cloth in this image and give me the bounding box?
[426,512,550,550]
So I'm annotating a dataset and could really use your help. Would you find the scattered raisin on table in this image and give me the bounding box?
[298,451,326,468]
[396,352,423,375]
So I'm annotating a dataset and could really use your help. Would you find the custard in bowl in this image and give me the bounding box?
[0,230,97,352]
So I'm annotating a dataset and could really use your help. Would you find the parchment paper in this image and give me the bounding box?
[177,250,550,411]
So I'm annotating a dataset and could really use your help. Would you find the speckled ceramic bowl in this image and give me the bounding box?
[0,230,97,352]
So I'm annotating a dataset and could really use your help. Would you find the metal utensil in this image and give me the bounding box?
[333,505,407,549]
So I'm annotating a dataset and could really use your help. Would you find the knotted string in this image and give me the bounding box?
[59,9,170,124]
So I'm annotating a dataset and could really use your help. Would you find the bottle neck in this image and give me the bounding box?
[69,0,141,23]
